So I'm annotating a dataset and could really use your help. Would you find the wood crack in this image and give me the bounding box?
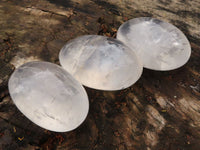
[25,6,73,18]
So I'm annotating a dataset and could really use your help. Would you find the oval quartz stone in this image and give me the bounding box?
[8,61,89,132]
[59,35,143,91]
[117,17,191,71]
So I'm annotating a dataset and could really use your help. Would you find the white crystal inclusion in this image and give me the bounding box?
[8,61,89,132]
[117,17,191,71]
[59,35,143,91]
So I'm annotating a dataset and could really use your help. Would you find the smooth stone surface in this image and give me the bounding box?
[117,17,191,71]
[59,35,143,91]
[8,61,89,132]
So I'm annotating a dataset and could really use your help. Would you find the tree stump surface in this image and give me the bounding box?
[0,0,200,150]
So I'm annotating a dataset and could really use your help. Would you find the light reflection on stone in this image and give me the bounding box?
[8,61,89,132]
[117,17,191,71]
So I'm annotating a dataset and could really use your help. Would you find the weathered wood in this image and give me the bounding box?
[0,0,200,149]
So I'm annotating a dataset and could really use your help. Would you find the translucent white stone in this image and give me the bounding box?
[117,17,191,71]
[59,35,143,91]
[8,61,89,132]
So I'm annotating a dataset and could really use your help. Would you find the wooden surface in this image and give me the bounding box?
[0,0,200,149]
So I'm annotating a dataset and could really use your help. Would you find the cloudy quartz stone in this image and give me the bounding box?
[117,17,191,71]
[59,35,143,91]
[8,61,89,132]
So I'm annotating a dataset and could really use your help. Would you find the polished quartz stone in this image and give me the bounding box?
[8,61,89,132]
[59,35,143,91]
[117,17,191,71]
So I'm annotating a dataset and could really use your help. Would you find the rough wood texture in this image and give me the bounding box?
[0,0,200,150]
